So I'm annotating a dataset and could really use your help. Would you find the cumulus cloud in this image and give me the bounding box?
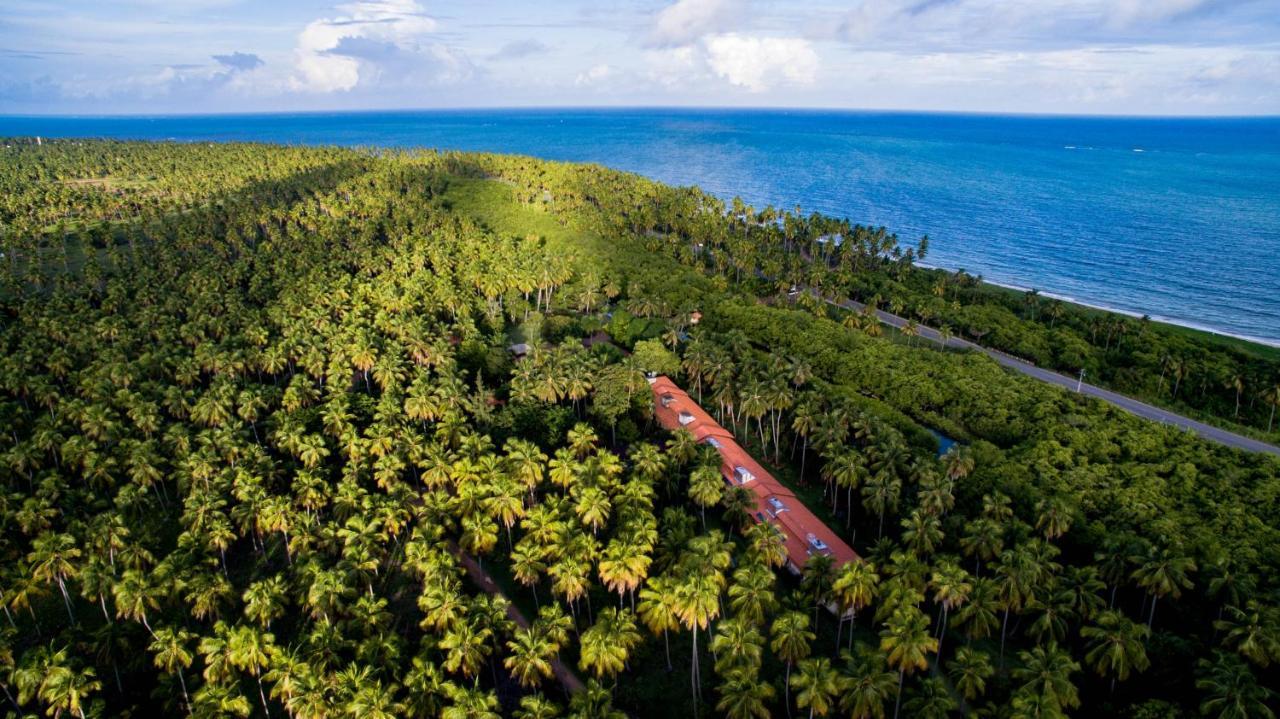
[292,0,467,92]
[575,64,612,86]
[704,34,818,91]
[648,0,744,47]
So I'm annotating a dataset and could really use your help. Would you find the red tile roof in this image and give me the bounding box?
[649,375,859,573]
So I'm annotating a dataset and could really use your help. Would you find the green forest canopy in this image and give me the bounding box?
[0,139,1277,719]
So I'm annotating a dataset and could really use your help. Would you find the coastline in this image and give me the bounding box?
[915,261,1280,352]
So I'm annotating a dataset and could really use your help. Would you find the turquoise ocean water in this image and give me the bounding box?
[3,109,1277,344]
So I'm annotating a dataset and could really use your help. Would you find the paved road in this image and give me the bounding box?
[818,293,1280,457]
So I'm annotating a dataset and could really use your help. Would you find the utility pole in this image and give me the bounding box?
[1077,369,1086,393]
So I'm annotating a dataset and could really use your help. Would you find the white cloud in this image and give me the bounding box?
[704,34,818,91]
[292,0,448,92]
[648,0,744,47]
[645,46,701,87]
[575,64,612,86]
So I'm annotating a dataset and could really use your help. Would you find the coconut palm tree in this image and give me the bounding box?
[716,667,775,719]
[879,606,938,719]
[902,677,956,719]
[838,644,896,719]
[832,560,880,651]
[771,610,814,718]
[688,465,723,529]
[28,532,81,625]
[1262,382,1280,433]
[790,657,843,719]
[948,646,993,703]
[579,607,640,680]
[1131,546,1196,630]
[505,628,556,689]
[929,559,971,657]
[150,627,195,713]
[900,510,943,557]
[1011,641,1081,717]
[1081,609,1151,692]
[727,563,778,627]
[637,576,681,671]
[1213,601,1280,667]
[674,571,721,707]
[1195,651,1276,719]
[712,618,765,675]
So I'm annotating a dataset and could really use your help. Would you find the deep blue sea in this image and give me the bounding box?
[3,109,1278,345]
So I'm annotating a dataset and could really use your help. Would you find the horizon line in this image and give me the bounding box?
[3,104,1279,122]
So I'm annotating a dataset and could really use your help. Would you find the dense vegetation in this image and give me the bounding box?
[0,138,1277,719]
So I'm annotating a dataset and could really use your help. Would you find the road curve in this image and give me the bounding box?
[818,293,1280,457]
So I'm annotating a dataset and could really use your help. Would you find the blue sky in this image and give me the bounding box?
[2,0,1278,115]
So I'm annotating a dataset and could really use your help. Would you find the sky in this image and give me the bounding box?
[2,0,1278,116]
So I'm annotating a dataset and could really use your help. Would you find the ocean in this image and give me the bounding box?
[3,109,1278,345]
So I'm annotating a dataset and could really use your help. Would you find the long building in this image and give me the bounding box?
[648,375,858,574]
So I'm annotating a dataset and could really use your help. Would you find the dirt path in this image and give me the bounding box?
[451,545,587,695]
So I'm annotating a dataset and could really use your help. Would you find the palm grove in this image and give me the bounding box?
[0,139,1276,719]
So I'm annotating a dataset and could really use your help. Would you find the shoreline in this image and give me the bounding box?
[915,262,1280,350]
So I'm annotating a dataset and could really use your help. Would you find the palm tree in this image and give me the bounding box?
[441,683,501,719]
[243,577,287,630]
[151,627,195,712]
[226,624,273,717]
[801,554,836,624]
[900,510,943,557]
[504,628,555,688]
[790,657,843,719]
[948,646,993,703]
[879,606,938,719]
[716,667,775,719]
[901,320,919,347]
[1011,641,1081,717]
[637,576,680,671]
[113,568,159,636]
[902,677,956,719]
[1081,609,1151,692]
[688,465,723,528]
[514,694,562,719]
[771,610,814,718]
[1195,651,1276,719]
[1034,496,1074,541]
[674,571,721,707]
[1263,382,1280,433]
[928,559,971,657]
[440,619,493,679]
[745,521,788,570]
[38,659,101,719]
[1131,546,1196,630]
[959,518,1002,576]
[712,618,765,675]
[861,472,901,539]
[28,532,81,625]
[838,645,896,719]
[579,607,640,680]
[727,563,778,627]
[1224,373,1246,420]
[1213,601,1280,667]
[831,560,879,651]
